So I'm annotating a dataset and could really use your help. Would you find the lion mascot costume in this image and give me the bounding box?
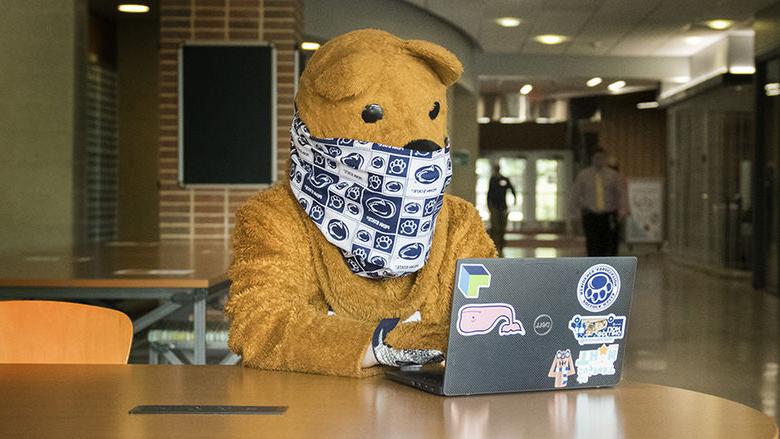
[226,29,496,376]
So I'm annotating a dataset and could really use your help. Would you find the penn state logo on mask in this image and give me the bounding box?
[341,153,364,170]
[415,165,442,184]
[404,202,420,214]
[289,113,452,278]
[365,197,396,219]
[327,219,348,241]
[399,243,424,260]
[309,173,334,189]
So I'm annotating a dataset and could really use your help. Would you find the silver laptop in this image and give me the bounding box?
[386,257,638,396]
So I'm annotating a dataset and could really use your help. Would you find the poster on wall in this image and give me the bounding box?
[626,178,663,244]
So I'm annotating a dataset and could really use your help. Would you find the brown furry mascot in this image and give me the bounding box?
[226,29,496,377]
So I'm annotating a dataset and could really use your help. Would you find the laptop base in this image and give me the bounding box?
[385,365,445,395]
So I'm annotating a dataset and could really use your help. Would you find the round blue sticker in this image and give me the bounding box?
[577,264,621,312]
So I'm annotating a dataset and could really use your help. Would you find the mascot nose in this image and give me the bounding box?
[403,139,441,152]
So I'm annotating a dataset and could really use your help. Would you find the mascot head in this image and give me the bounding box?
[295,29,462,151]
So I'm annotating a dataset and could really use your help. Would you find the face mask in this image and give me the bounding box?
[289,113,452,278]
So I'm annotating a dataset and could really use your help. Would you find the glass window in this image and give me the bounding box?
[535,159,560,220]
[475,158,525,222]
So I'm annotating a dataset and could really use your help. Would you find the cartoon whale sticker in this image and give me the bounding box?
[456,303,526,336]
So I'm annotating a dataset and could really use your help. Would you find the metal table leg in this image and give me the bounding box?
[193,288,207,365]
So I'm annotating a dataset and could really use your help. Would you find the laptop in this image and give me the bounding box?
[386,257,637,396]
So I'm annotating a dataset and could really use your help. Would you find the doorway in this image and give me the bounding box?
[476,151,572,232]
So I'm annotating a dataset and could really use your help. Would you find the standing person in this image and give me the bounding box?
[487,163,517,256]
[570,149,628,256]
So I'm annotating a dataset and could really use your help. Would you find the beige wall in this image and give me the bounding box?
[0,0,85,255]
[117,18,160,241]
[447,85,479,204]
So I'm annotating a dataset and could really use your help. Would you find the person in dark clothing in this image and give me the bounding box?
[487,163,516,256]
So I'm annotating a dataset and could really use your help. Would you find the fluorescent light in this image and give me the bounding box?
[495,17,521,28]
[669,76,690,83]
[685,36,703,46]
[118,4,149,13]
[300,42,321,51]
[477,117,491,124]
[607,80,626,92]
[534,34,568,45]
[766,83,780,97]
[520,84,533,95]
[637,101,660,109]
[499,117,523,124]
[729,66,755,74]
[705,19,733,30]
[586,77,603,87]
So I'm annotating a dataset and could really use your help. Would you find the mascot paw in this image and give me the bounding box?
[381,319,448,353]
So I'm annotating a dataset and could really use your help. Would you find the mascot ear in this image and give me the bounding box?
[308,52,382,102]
[403,39,463,86]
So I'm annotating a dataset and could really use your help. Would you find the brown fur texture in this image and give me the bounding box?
[226,29,496,377]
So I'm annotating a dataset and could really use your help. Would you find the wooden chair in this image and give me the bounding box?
[0,300,133,364]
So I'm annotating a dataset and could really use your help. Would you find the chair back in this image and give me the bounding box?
[0,300,133,364]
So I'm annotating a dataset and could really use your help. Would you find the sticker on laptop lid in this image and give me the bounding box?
[547,349,576,388]
[575,344,619,384]
[533,314,553,336]
[568,314,626,345]
[456,303,525,336]
[457,264,491,298]
[577,264,621,312]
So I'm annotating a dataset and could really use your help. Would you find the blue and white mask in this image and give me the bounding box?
[289,113,452,278]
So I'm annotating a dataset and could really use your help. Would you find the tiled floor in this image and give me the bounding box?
[504,238,780,424]
[624,254,779,424]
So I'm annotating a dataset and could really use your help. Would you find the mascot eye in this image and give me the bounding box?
[429,101,440,120]
[361,104,384,123]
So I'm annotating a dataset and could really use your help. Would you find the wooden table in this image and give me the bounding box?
[0,241,232,364]
[0,364,776,439]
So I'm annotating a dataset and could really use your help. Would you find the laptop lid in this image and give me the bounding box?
[442,257,637,396]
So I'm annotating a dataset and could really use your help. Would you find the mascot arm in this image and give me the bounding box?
[384,199,497,351]
[226,198,378,377]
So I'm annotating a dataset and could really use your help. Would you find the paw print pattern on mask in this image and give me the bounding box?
[375,235,393,251]
[345,185,362,201]
[309,204,324,222]
[399,219,418,236]
[368,174,383,191]
[352,247,369,261]
[387,158,408,176]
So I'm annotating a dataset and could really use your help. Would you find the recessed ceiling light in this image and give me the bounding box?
[607,80,626,91]
[685,36,703,45]
[729,66,755,74]
[117,4,149,13]
[534,34,568,45]
[300,42,321,51]
[495,17,521,28]
[705,19,733,30]
[520,84,533,95]
[637,101,660,109]
[586,77,603,87]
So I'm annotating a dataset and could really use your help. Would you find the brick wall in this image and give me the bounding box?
[158,0,302,239]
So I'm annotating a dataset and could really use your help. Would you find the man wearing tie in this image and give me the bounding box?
[569,148,628,256]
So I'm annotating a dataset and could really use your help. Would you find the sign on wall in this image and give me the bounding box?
[626,178,663,243]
